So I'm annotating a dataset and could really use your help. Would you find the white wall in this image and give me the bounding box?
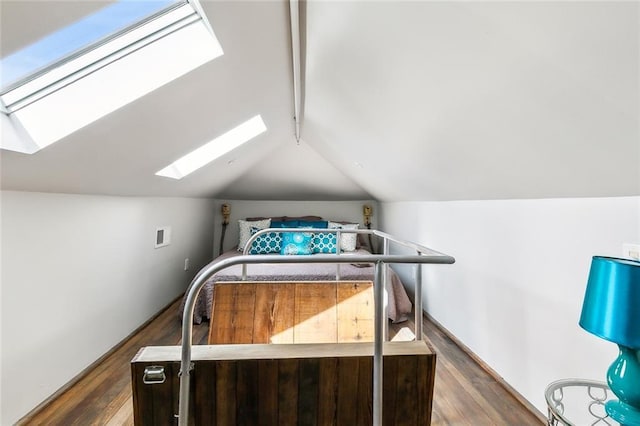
[380,196,640,415]
[213,199,378,256]
[0,191,216,424]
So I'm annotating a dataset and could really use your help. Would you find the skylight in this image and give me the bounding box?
[1,1,179,91]
[0,0,223,154]
[156,115,267,179]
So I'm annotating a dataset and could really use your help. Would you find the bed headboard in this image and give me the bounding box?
[215,201,377,256]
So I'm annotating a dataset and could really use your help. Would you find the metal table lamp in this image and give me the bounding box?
[580,256,640,425]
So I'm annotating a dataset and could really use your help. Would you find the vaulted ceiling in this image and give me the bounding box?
[1,1,638,201]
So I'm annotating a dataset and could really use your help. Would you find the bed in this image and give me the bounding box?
[135,222,455,426]
[180,214,413,325]
[180,248,413,325]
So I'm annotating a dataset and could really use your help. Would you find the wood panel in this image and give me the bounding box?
[317,358,338,425]
[209,284,237,344]
[356,356,373,424]
[395,355,419,425]
[298,358,320,426]
[215,361,236,425]
[209,281,374,345]
[233,284,258,343]
[278,359,299,426]
[254,283,295,343]
[294,283,338,343]
[258,359,279,426]
[131,342,435,426]
[337,281,374,342]
[336,357,359,425]
[194,360,215,425]
[209,283,260,344]
[382,355,399,425]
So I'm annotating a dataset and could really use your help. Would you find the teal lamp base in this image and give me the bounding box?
[606,400,640,425]
[605,346,640,426]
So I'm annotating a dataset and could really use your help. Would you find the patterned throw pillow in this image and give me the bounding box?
[238,219,270,251]
[280,232,313,255]
[311,232,337,254]
[248,227,282,254]
[328,222,359,252]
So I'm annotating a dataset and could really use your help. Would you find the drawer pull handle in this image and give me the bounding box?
[143,366,166,384]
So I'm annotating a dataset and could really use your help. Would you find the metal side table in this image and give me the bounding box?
[545,379,620,426]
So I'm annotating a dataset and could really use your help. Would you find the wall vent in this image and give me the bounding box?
[155,226,171,248]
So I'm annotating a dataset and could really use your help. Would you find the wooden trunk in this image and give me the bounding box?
[131,342,436,425]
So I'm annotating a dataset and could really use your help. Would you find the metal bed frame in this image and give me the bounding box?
[178,228,455,426]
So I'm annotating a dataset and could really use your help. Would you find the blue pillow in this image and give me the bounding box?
[311,232,337,254]
[271,220,299,228]
[280,232,313,255]
[297,220,328,229]
[248,226,282,254]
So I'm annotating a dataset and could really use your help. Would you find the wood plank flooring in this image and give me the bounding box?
[19,297,544,425]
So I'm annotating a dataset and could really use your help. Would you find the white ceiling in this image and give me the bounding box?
[1,1,638,201]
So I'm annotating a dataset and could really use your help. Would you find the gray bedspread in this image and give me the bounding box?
[179,249,412,324]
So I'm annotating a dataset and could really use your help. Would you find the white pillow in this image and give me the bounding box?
[328,221,359,252]
[238,219,271,251]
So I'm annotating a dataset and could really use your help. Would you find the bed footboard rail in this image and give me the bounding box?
[179,237,455,426]
[243,228,448,341]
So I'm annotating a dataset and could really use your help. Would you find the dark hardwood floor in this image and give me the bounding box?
[19,298,544,425]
